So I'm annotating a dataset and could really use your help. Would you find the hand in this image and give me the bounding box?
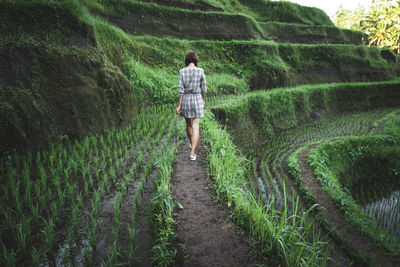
[175,106,181,115]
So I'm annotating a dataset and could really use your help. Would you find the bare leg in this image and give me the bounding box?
[185,118,193,147]
[190,118,200,156]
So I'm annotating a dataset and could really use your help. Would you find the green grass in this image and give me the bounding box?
[0,104,180,266]
[1,0,399,154]
[126,36,398,90]
[249,108,397,264]
[382,115,400,138]
[0,0,140,154]
[201,111,330,266]
[211,80,400,148]
[81,0,266,41]
[2,0,400,265]
[115,35,399,107]
[137,0,334,26]
[239,0,333,26]
[210,81,400,263]
[260,21,366,44]
[150,118,184,266]
[307,136,400,257]
[84,0,363,45]
[0,0,91,47]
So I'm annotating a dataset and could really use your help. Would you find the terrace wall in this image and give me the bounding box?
[211,81,400,147]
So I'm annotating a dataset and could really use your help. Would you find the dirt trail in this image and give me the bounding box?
[171,139,267,267]
[299,147,400,267]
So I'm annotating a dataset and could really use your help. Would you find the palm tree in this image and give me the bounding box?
[361,0,400,54]
[334,0,400,54]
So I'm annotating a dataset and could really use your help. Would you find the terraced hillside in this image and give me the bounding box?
[211,82,400,265]
[1,0,398,153]
[1,0,400,266]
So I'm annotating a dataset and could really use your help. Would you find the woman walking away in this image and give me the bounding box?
[175,51,207,161]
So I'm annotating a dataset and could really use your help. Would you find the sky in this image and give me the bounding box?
[285,0,372,18]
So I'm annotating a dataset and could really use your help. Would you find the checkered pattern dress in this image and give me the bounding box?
[178,67,207,118]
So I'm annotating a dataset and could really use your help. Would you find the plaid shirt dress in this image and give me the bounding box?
[178,67,207,118]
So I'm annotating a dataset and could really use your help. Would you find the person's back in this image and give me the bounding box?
[179,66,206,95]
[175,52,207,161]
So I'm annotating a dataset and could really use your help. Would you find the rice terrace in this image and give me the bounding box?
[1,0,400,266]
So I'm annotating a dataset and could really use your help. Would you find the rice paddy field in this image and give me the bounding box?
[2,0,400,266]
[0,105,184,265]
[247,108,394,210]
[207,100,400,265]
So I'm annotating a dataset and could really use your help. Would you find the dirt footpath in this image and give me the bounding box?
[171,139,267,267]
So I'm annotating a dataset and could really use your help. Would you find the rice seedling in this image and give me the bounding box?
[50,201,59,220]
[128,224,136,265]
[307,133,400,257]
[31,246,40,266]
[15,217,30,255]
[71,203,80,236]
[30,203,40,224]
[200,109,399,265]
[364,191,400,238]
[42,217,56,256]
[1,245,17,267]
[83,245,92,266]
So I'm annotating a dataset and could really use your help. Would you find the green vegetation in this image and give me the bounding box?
[260,21,366,44]
[307,136,400,256]
[0,0,138,153]
[83,0,266,41]
[201,111,329,266]
[150,119,185,266]
[210,82,400,263]
[2,0,400,265]
[82,0,360,44]
[382,115,400,137]
[1,0,399,154]
[0,104,179,266]
[123,36,399,107]
[139,0,334,26]
[334,0,400,54]
[211,80,400,150]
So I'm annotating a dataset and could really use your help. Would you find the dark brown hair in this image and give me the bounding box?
[185,51,198,66]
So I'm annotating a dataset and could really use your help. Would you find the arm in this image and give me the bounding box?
[176,96,182,115]
[200,70,207,105]
[176,71,184,114]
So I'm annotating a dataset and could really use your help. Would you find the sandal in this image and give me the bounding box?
[190,154,197,161]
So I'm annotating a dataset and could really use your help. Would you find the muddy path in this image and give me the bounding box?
[171,139,268,267]
[298,146,400,267]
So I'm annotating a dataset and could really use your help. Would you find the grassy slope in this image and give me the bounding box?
[138,0,334,26]
[2,0,399,154]
[211,81,400,261]
[84,0,363,44]
[0,1,138,154]
[124,36,399,104]
[260,22,366,44]
[210,80,400,147]
[1,0,400,265]
[201,111,330,266]
[306,136,400,258]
